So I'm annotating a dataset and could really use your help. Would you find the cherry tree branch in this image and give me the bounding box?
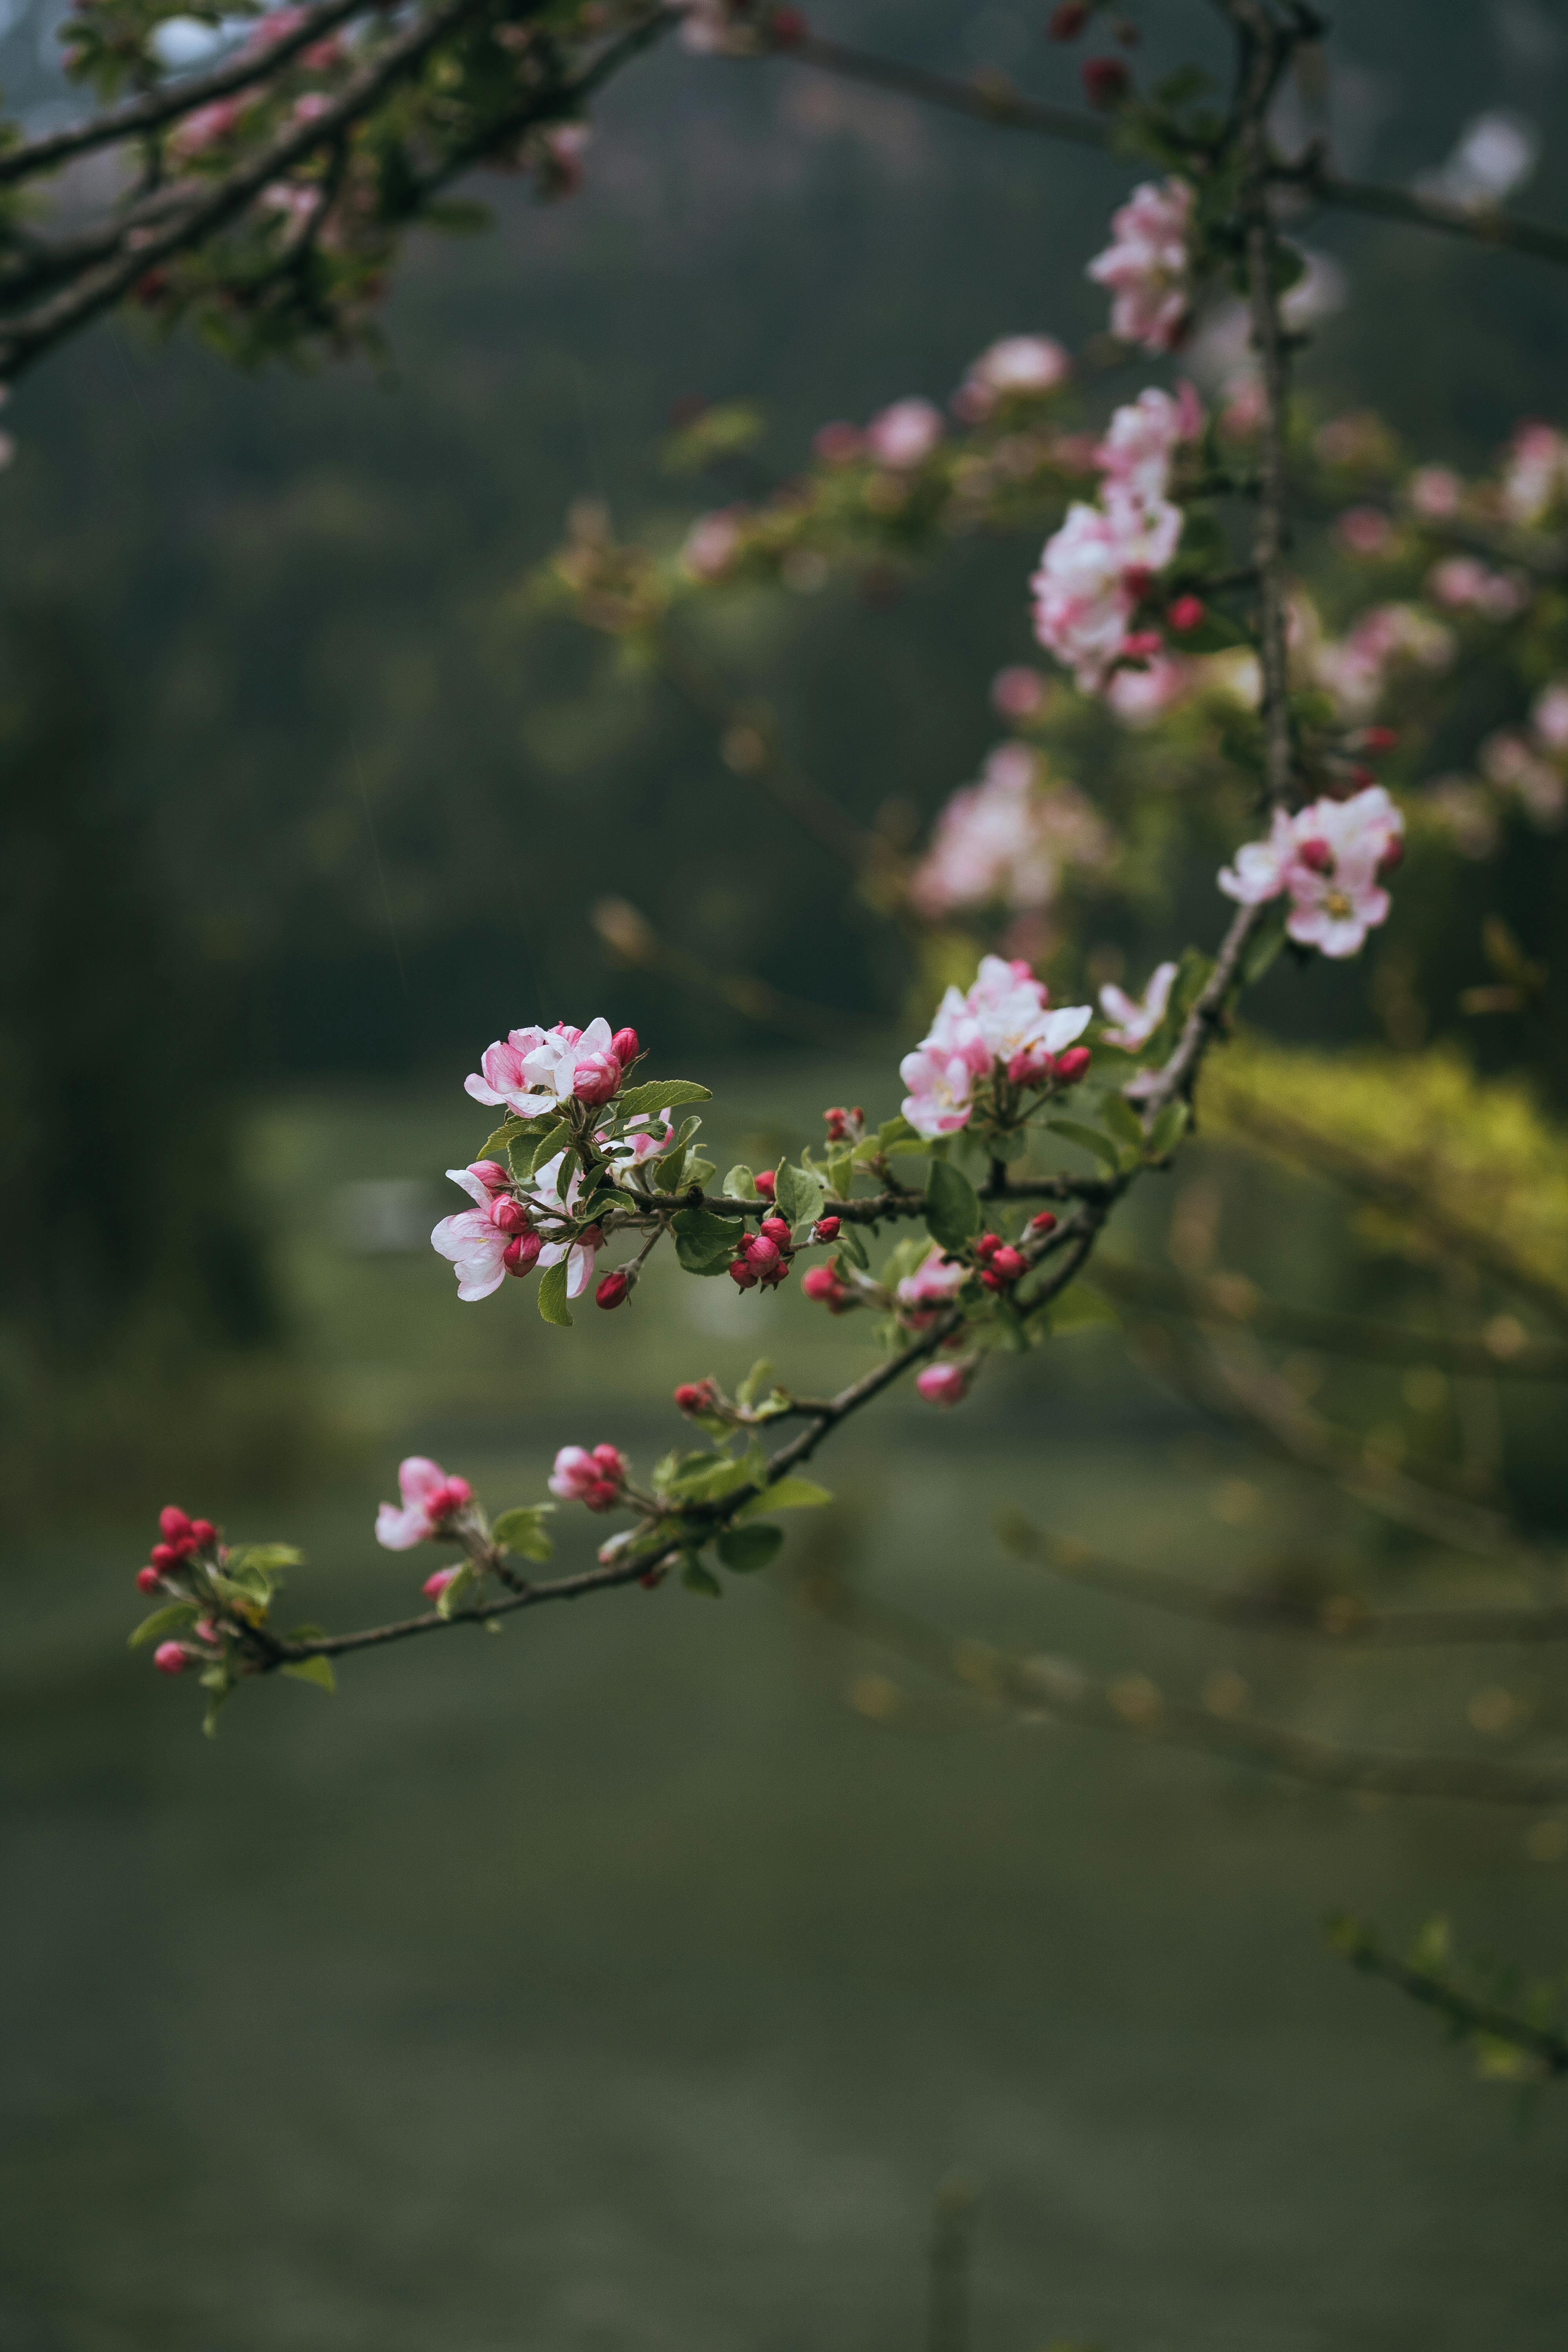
[1329,1919,1568,2074]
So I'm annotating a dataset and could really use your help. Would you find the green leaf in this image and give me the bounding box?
[875,1115,924,1155]
[722,1164,757,1200]
[537,1259,573,1325]
[280,1655,336,1695]
[1145,1100,1191,1161]
[836,1222,869,1270]
[681,1558,724,1597]
[478,1117,525,1161]
[925,1157,982,1251]
[685,1155,716,1189]
[667,1452,755,1505]
[826,1150,854,1195]
[737,1475,832,1518]
[775,1162,825,1232]
[673,1205,741,1274]
[1239,900,1289,986]
[717,1523,784,1572]
[1045,1118,1122,1170]
[520,1118,571,1177]
[436,1563,480,1619]
[987,1127,1027,1162]
[616,1080,712,1119]
[491,1504,556,1561]
[128,1601,199,1650]
[1100,1094,1144,1151]
[226,1543,303,1575]
[737,1358,774,1408]
[1049,1281,1121,1337]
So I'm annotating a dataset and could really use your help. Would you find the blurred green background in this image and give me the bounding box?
[4,0,1568,2342]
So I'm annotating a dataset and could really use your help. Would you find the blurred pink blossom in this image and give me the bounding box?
[376,1456,474,1549]
[1086,178,1193,351]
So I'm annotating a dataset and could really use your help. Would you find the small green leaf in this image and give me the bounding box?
[737,1475,831,1517]
[1045,1118,1122,1170]
[520,1118,571,1176]
[673,1205,741,1274]
[436,1563,480,1618]
[616,1080,712,1118]
[1239,901,1289,986]
[1100,1094,1144,1151]
[836,1223,869,1269]
[129,1601,200,1649]
[717,1523,784,1572]
[987,1127,1027,1162]
[876,1115,924,1155]
[668,1453,755,1505]
[737,1358,774,1408]
[681,1558,724,1597]
[1145,1100,1191,1161]
[537,1259,573,1325]
[685,1155,716,1189]
[925,1157,982,1251]
[478,1117,526,1161]
[491,1504,556,1561]
[226,1543,303,1575]
[280,1655,337,1695]
[775,1162,825,1232]
[722,1164,757,1200]
[1049,1281,1121,1337]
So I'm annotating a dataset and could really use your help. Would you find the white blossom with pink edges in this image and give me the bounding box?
[1219,786,1405,958]
[952,336,1071,422]
[1086,178,1194,352]
[1100,961,1178,1049]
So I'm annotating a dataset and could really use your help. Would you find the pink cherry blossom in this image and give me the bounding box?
[464,1017,617,1116]
[530,1151,603,1299]
[966,954,1091,1065]
[899,957,1091,1136]
[1406,465,1463,521]
[171,98,244,159]
[1426,556,1524,620]
[916,1361,972,1406]
[1030,489,1182,691]
[1218,786,1404,958]
[896,1248,968,1318]
[1099,960,1178,1048]
[1336,506,1395,558]
[991,666,1048,721]
[1103,652,1191,727]
[908,743,1111,918]
[866,398,944,470]
[898,1008,991,1138]
[549,1443,629,1510]
[1499,422,1568,528]
[1217,807,1300,906]
[952,336,1071,422]
[682,507,745,581]
[431,1164,523,1302]
[1086,178,1194,352]
[1481,730,1566,827]
[376,1456,474,1550]
[1311,604,1454,721]
[1094,384,1202,503]
[606,1112,677,1178]
[670,0,748,51]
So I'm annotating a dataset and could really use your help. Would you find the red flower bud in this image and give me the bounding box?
[1028,1210,1058,1234]
[586,1479,621,1512]
[753,1169,776,1198]
[1121,628,1163,659]
[744,1236,782,1273]
[159,1506,192,1541]
[1054,1046,1092,1085]
[189,1519,216,1547]
[610,1027,641,1067]
[152,1641,188,1676]
[591,1443,624,1475]
[1361,726,1398,753]
[989,1245,1027,1283]
[759,1216,792,1247]
[674,1381,713,1413]
[768,4,808,44]
[1121,565,1154,603]
[502,1231,543,1275]
[1348,764,1376,789]
[1047,1,1088,37]
[595,1270,630,1311]
[136,1565,163,1596]
[1082,54,1130,105]
[823,1107,849,1140]
[1296,835,1333,873]
[1167,594,1206,633]
[423,1566,461,1601]
[728,1258,759,1289]
[802,1265,849,1312]
[813,1215,840,1240]
[150,1543,180,1572]
[975,1233,1002,1262]
[491,1196,532,1234]
[171,1532,199,1558]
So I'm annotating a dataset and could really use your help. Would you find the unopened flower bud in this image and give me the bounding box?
[189,1519,217,1547]
[768,4,808,44]
[591,1443,625,1477]
[1082,54,1130,106]
[572,1049,622,1105]
[423,1565,462,1601]
[1008,1046,1054,1086]
[814,1215,840,1241]
[136,1564,163,1595]
[989,1244,1027,1283]
[491,1195,532,1234]
[753,1169,776,1198]
[150,1543,180,1572]
[595,1270,630,1310]
[823,1107,849,1140]
[744,1236,782,1273]
[1167,594,1205,633]
[759,1216,792,1247]
[916,1362,971,1406]
[1296,835,1333,873]
[728,1258,759,1289]
[975,1233,1002,1262]
[1362,726,1398,753]
[1028,1210,1058,1234]
[471,1160,512,1194]
[159,1505,192,1541]
[674,1381,715,1413]
[1120,566,1154,604]
[503,1231,543,1275]
[1047,0,1088,37]
[610,1026,640,1067]
[152,1641,188,1675]
[1054,1046,1092,1086]
[1121,628,1163,659]
[1377,835,1404,876]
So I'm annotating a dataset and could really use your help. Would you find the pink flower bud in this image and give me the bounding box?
[189,1519,216,1547]
[1082,54,1130,106]
[1168,594,1205,633]
[592,1443,626,1477]
[1362,726,1398,754]
[152,1641,188,1676]
[1296,836,1333,873]
[471,1160,512,1194]
[728,1258,758,1289]
[491,1196,532,1234]
[753,1169,776,1198]
[150,1543,180,1572]
[1028,1210,1058,1234]
[159,1506,192,1541]
[1008,1046,1054,1086]
[759,1216,792,1247]
[1121,628,1163,659]
[975,1233,1002,1262]
[674,1380,716,1412]
[610,1026,641,1067]
[743,1236,782,1274]
[503,1232,543,1276]
[1054,1046,1092,1086]
[916,1362,971,1406]
[802,1265,849,1312]
[423,1565,462,1601]
[596,1270,630,1310]
[989,1245,1027,1283]
[814,1215,840,1240]
[586,1479,621,1512]
[1377,835,1404,876]
[136,1565,163,1596]
[572,1049,622,1105]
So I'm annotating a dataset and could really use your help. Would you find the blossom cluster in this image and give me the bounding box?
[906,741,1112,920]
[1086,179,1194,353]
[899,955,1091,1139]
[1219,784,1405,958]
[1029,385,1202,691]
